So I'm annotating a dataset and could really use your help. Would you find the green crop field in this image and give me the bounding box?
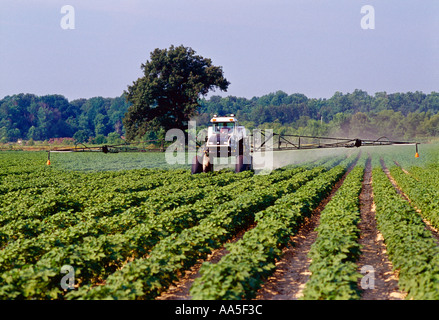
[0,143,438,300]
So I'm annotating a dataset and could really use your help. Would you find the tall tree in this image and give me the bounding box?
[123,45,230,141]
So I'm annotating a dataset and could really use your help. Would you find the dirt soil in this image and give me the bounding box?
[254,158,358,300]
[253,210,319,300]
[357,159,406,300]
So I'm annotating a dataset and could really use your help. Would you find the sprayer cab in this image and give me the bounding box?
[206,115,248,157]
[191,114,252,174]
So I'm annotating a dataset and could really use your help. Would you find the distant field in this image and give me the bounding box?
[47,147,360,172]
[49,151,190,171]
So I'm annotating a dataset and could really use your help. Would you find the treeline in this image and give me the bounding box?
[1,89,439,143]
[0,93,130,143]
[197,89,439,140]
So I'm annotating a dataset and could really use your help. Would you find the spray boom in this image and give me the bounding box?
[250,132,420,157]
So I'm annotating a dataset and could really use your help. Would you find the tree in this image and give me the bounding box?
[94,113,111,136]
[73,129,91,143]
[107,132,123,145]
[349,112,372,138]
[93,134,107,145]
[329,112,351,136]
[123,45,230,141]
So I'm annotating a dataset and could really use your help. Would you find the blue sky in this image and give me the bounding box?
[0,0,438,101]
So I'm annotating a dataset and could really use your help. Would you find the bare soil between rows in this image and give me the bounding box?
[357,159,406,300]
[256,157,407,300]
[254,157,359,299]
[253,206,319,299]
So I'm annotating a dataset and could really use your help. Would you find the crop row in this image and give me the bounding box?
[0,167,221,223]
[0,169,246,267]
[188,154,358,299]
[65,161,343,300]
[0,152,346,300]
[0,162,325,299]
[387,166,439,232]
[191,151,353,299]
[301,155,367,300]
[0,170,256,298]
[372,167,439,299]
